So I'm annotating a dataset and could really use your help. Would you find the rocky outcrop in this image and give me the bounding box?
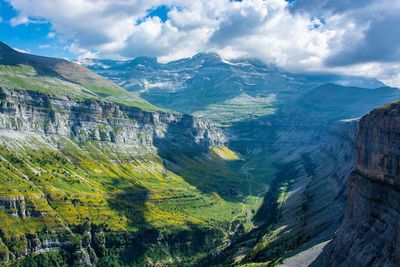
[0,194,47,219]
[316,102,400,266]
[0,87,224,149]
[0,195,27,218]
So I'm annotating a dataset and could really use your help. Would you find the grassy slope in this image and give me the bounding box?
[0,135,253,264]
[193,93,277,127]
[0,132,264,262]
[0,42,160,112]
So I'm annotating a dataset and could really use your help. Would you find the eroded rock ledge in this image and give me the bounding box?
[0,87,225,149]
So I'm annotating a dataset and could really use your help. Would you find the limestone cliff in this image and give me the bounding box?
[316,102,400,266]
[0,87,224,149]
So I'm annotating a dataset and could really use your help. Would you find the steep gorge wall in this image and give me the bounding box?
[316,103,400,266]
[210,117,358,266]
[0,87,224,149]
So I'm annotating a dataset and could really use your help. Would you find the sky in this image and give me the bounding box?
[0,0,400,86]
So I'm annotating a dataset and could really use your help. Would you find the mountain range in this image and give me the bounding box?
[84,53,384,124]
[0,41,399,266]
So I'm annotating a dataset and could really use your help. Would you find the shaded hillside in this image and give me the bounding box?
[208,84,400,266]
[297,83,400,118]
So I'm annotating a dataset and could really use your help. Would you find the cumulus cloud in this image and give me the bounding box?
[209,1,269,45]
[326,15,400,66]
[6,0,400,85]
[292,0,400,65]
[7,0,330,66]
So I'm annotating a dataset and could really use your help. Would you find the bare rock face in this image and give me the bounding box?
[0,87,224,150]
[316,103,400,266]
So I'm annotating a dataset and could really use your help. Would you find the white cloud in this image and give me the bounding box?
[331,63,400,88]
[8,0,331,65]
[66,43,99,61]
[7,0,400,86]
[47,32,56,39]
[9,14,30,26]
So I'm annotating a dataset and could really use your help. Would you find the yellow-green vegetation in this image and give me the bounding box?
[0,65,87,98]
[0,63,159,112]
[106,93,168,112]
[0,134,257,241]
[211,146,241,160]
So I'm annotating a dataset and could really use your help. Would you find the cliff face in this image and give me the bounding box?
[0,87,224,149]
[318,103,400,266]
[0,44,245,266]
[0,86,229,265]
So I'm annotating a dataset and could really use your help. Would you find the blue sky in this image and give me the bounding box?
[0,1,74,58]
[1,0,400,86]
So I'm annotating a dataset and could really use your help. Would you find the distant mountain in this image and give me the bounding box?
[295,83,400,119]
[85,53,385,117]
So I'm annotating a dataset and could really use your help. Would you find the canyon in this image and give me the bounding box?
[0,42,399,266]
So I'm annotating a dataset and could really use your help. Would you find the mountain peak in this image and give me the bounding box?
[0,41,12,49]
[0,41,18,55]
[191,52,222,62]
[128,56,159,67]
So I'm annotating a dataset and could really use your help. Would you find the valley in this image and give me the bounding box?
[0,42,399,266]
[86,54,400,266]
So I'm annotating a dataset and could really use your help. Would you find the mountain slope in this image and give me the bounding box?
[0,42,158,111]
[0,44,257,266]
[297,83,400,118]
